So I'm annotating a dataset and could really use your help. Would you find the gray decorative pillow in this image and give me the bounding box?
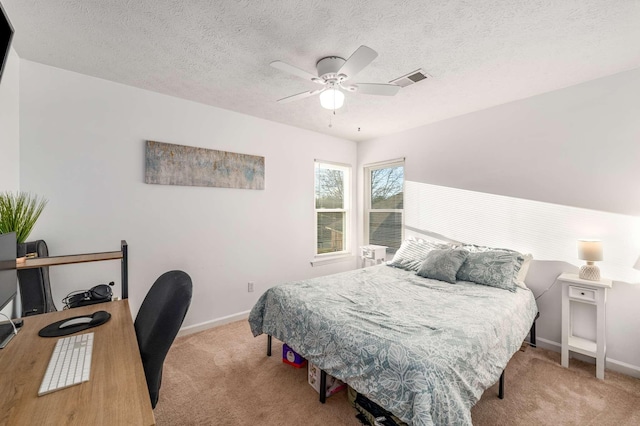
[456,250,524,292]
[416,248,469,284]
[462,244,520,255]
[388,237,450,271]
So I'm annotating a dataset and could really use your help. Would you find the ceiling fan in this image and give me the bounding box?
[270,45,400,110]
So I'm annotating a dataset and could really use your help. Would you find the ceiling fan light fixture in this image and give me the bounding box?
[272,46,399,109]
[319,89,345,110]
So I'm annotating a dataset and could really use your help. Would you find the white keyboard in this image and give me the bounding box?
[38,332,94,396]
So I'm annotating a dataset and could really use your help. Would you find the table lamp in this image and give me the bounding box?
[577,239,603,281]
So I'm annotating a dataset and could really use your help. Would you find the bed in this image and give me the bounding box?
[249,258,538,425]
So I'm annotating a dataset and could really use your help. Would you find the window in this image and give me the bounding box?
[315,161,350,256]
[364,160,404,253]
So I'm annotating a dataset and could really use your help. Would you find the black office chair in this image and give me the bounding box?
[134,270,193,409]
[17,240,57,316]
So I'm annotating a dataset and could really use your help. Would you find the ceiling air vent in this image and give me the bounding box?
[389,69,432,88]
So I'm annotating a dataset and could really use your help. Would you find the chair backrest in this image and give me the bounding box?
[134,270,193,409]
[17,240,56,316]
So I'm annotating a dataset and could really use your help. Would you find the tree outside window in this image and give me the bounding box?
[365,162,404,252]
[315,162,350,255]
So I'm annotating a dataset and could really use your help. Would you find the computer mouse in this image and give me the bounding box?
[59,310,110,329]
[89,310,110,325]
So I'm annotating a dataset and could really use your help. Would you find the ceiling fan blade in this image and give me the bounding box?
[340,85,358,92]
[270,60,319,82]
[338,45,378,78]
[353,83,400,96]
[276,88,324,103]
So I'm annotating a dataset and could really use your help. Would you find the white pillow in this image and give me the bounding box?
[515,254,533,289]
[388,237,450,271]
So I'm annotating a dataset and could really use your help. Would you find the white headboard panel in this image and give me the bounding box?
[404,180,640,283]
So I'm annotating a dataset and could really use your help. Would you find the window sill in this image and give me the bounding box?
[310,254,356,267]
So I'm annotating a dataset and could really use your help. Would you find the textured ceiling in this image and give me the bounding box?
[3,0,640,142]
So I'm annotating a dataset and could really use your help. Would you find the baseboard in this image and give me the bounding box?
[535,337,561,351]
[534,337,640,378]
[606,358,640,378]
[178,310,250,337]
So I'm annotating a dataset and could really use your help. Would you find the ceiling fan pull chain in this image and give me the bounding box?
[333,89,337,115]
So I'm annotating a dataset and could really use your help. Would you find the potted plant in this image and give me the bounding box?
[0,191,48,259]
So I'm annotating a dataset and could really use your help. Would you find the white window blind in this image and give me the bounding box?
[364,160,405,253]
[315,161,350,256]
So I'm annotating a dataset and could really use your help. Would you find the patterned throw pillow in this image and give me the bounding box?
[388,237,450,271]
[416,248,470,284]
[456,250,524,292]
[462,244,519,254]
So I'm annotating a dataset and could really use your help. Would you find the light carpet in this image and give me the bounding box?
[154,320,640,425]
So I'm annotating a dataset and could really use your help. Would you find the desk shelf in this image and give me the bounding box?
[17,240,129,299]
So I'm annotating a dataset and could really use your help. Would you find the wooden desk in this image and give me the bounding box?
[0,300,155,425]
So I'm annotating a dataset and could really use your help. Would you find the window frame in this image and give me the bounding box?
[314,160,351,257]
[363,159,405,251]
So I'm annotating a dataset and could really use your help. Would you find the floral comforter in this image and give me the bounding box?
[248,265,537,425]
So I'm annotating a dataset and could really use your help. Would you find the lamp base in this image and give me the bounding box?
[579,264,601,281]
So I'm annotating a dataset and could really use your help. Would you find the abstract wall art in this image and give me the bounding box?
[145,140,265,190]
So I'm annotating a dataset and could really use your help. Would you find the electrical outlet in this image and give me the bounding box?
[248,282,254,292]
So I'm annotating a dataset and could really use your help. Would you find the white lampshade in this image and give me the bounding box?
[577,239,603,281]
[577,240,603,262]
[319,89,345,110]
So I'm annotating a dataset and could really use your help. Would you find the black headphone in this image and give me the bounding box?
[63,282,114,308]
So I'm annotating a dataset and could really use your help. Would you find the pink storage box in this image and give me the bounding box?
[308,362,346,398]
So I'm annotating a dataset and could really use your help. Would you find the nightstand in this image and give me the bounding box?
[360,245,387,268]
[559,273,612,379]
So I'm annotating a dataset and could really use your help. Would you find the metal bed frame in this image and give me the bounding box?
[267,311,540,404]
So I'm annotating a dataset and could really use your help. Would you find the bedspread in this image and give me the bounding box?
[249,265,537,425]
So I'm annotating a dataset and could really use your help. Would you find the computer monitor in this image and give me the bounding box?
[0,232,17,312]
[0,1,14,86]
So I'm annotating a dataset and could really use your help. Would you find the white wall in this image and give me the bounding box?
[358,67,640,219]
[19,60,357,327]
[0,48,20,318]
[358,67,640,374]
[0,48,19,191]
